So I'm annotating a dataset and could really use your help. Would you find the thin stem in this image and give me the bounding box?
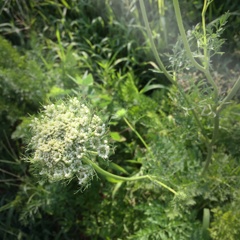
[201,0,218,100]
[0,168,21,179]
[83,157,147,181]
[202,0,209,69]
[202,142,213,175]
[123,117,155,159]
[202,112,219,175]
[83,158,177,194]
[211,112,220,144]
[200,0,219,174]
[204,70,218,102]
[217,75,240,114]
[148,175,178,195]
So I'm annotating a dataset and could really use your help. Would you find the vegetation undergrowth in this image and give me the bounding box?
[0,0,240,239]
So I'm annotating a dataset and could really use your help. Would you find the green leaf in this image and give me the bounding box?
[67,73,93,86]
[56,29,61,44]
[109,162,129,175]
[47,86,70,98]
[139,78,166,94]
[125,159,142,164]
[140,83,166,94]
[61,0,70,8]
[115,109,127,118]
[112,182,124,198]
[82,73,93,86]
[110,131,126,142]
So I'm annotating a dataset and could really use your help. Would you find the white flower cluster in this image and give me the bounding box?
[29,97,110,186]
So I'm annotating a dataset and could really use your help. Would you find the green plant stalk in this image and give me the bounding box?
[139,0,208,142]
[202,208,211,239]
[147,175,177,195]
[123,117,155,159]
[158,0,165,15]
[83,157,177,195]
[211,112,220,146]
[205,70,219,102]
[200,1,220,173]
[202,0,209,69]
[201,0,219,101]
[0,168,21,179]
[202,112,219,175]
[217,75,240,114]
[158,0,168,44]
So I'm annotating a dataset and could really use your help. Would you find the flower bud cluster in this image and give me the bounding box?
[29,97,110,186]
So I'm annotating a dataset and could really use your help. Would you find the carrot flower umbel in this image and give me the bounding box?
[28,97,110,186]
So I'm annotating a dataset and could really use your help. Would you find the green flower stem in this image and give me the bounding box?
[212,112,220,146]
[83,157,177,195]
[204,70,219,101]
[202,142,213,175]
[201,0,219,101]
[200,0,221,173]
[217,75,240,114]
[123,117,154,159]
[147,176,178,195]
[202,112,219,175]
[202,208,211,238]
[202,0,209,69]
